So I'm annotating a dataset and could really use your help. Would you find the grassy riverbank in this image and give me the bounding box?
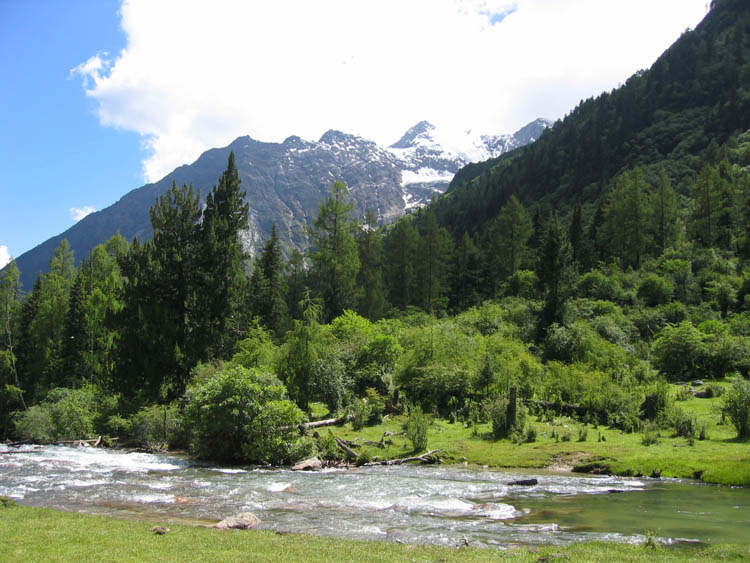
[1,502,748,562]
[331,383,750,486]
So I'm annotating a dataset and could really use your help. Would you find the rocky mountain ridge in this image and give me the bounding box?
[13,118,550,289]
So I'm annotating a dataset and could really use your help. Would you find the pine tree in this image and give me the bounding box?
[385,217,420,310]
[116,183,203,400]
[536,212,574,333]
[356,210,388,320]
[249,224,289,338]
[0,259,26,410]
[309,181,360,322]
[569,204,585,269]
[198,152,250,357]
[650,168,680,254]
[451,232,483,311]
[602,169,647,269]
[489,195,533,290]
[415,209,454,314]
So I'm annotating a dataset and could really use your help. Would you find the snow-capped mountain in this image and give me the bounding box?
[388,118,552,211]
[13,118,550,289]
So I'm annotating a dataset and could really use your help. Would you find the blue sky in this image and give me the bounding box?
[0,0,142,267]
[0,0,710,269]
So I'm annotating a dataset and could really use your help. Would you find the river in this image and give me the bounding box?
[1,445,749,549]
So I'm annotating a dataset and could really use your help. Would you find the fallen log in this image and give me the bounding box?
[364,449,440,466]
[0,449,44,454]
[303,414,353,429]
[5,440,31,447]
[334,437,359,459]
[53,437,103,447]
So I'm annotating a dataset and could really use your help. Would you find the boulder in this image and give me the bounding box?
[214,512,261,530]
[292,456,323,471]
[506,478,538,487]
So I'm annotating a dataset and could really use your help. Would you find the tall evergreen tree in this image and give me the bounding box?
[569,204,585,269]
[309,181,360,322]
[284,249,308,322]
[650,168,680,254]
[0,259,26,410]
[385,217,420,310]
[198,152,250,357]
[602,168,648,269]
[536,213,574,333]
[415,209,454,314]
[356,210,388,320]
[249,224,289,338]
[117,183,203,400]
[451,232,483,311]
[17,240,76,396]
[489,195,533,291]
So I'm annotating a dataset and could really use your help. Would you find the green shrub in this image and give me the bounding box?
[129,403,183,447]
[315,431,341,461]
[651,321,705,380]
[504,269,540,299]
[14,405,55,443]
[670,408,700,439]
[14,387,99,442]
[350,398,373,430]
[723,379,750,440]
[638,274,674,307]
[183,365,307,464]
[642,425,660,445]
[576,270,624,301]
[403,406,429,452]
[487,395,527,440]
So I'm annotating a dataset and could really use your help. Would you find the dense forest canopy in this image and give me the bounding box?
[2,0,750,464]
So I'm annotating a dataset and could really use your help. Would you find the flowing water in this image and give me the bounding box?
[2,445,749,549]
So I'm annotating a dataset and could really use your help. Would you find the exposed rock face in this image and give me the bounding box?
[214,512,261,530]
[13,119,550,289]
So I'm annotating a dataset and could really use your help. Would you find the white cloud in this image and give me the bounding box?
[75,0,709,183]
[70,206,97,222]
[0,245,10,269]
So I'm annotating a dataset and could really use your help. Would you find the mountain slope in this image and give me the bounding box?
[13,119,548,289]
[435,0,750,236]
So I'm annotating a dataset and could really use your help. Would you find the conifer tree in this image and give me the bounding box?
[0,259,26,410]
[650,168,680,254]
[385,217,420,310]
[489,195,533,290]
[536,213,574,333]
[451,232,483,311]
[249,224,289,338]
[602,169,647,269]
[198,152,250,357]
[117,183,203,400]
[356,210,388,320]
[309,181,360,322]
[415,209,453,314]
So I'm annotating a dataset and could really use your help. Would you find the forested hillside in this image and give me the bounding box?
[1,0,749,474]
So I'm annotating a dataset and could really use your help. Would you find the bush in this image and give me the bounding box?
[651,321,705,380]
[403,406,429,452]
[14,405,55,443]
[576,270,624,301]
[671,408,700,439]
[14,387,100,442]
[638,274,674,307]
[487,395,527,440]
[129,403,183,448]
[350,398,373,430]
[183,365,307,463]
[723,379,750,440]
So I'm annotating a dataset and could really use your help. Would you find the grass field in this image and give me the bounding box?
[329,383,750,486]
[2,501,749,562]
